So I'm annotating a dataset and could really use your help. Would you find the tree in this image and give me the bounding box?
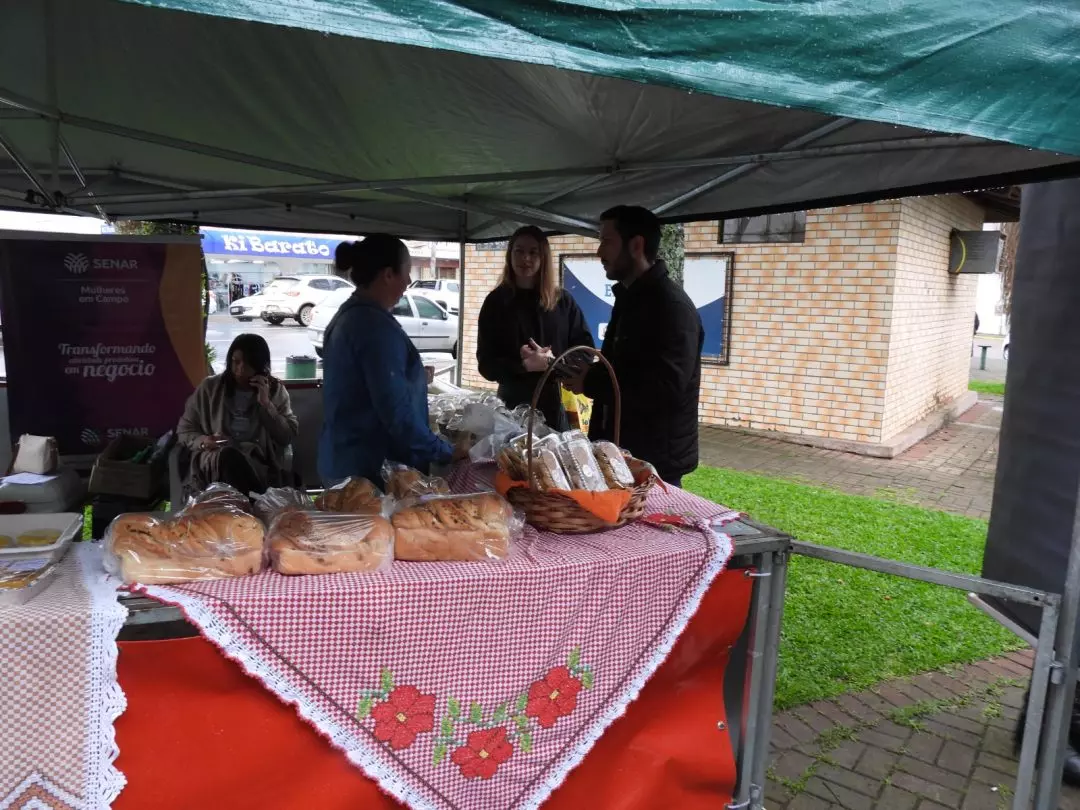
[999,221,1019,320]
[659,223,684,286]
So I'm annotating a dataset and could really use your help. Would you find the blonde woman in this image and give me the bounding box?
[476,226,594,430]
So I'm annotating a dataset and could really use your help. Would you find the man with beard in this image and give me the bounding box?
[565,205,703,487]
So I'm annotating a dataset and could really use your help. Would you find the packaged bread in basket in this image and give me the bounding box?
[391,492,519,561]
[104,506,265,585]
[382,462,451,500]
[268,511,393,575]
[315,477,385,515]
[493,345,657,533]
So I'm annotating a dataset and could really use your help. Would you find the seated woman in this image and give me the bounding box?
[177,334,298,496]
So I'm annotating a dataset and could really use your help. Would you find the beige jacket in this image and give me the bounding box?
[177,374,299,485]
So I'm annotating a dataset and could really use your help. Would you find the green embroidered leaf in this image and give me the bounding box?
[356,696,373,720]
[581,669,595,690]
[515,693,528,713]
[433,742,447,767]
[515,715,530,732]
[380,668,394,693]
[567,647,581,670]
[448,697,461,720]
[441,715,454,737]
[469,702,484,724]
[519,730,534,754]
[492,703,508,725]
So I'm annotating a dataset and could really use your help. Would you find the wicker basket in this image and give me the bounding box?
[504,346,655,534]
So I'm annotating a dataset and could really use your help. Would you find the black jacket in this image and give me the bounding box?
[476,285,594,430]
[585,260,703,481]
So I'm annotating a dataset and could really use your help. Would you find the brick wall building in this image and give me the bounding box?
[460,195,983,456]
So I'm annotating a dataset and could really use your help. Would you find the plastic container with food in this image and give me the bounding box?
[0,555,59,607]
[0,512,83,561]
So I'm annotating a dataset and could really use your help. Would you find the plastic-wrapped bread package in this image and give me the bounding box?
[592,441,636,489]
[104,506,265,585]
[382,462,451,501]
[315,477,385,515]
[391,492,521,561]
[184,482,252,515]
[555,431,609,492]
[267,511,394,575]
[253,487,314,526]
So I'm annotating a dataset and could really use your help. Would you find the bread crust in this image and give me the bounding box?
[391,493,511,561]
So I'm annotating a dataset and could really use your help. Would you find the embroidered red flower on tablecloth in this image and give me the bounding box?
[525,666,582,729]
[451,727,514,779]
[371,685,436,750]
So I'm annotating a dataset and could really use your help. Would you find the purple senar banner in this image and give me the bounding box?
[0,236,205,455]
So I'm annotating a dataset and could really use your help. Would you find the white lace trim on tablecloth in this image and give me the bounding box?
[75,544,128,809]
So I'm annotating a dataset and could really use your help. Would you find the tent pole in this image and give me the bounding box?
[1033,489,1080,809]
[654,119,855,215]
[381,189,597,236]
[62,130,984,208]
[0,127,56,208]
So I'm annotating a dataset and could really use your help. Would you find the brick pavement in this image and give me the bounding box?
[699,393,1004,519]
[765,650,1080,809]
[694,389,1080,807]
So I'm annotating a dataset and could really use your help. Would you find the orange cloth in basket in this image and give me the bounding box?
[494,469,631,523]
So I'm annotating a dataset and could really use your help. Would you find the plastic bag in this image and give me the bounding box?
[253,487,314,526]
[184,482,252,515]
[104,506,266,585]
[267,510,394,575]
[391,491,521,562]
[382,462,451,500]
[556,431,609,492]
[315,477,385,515]
[592,441,635,489]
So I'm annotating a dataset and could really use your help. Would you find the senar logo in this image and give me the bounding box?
[64,253,90,275]
[80,428,102,448]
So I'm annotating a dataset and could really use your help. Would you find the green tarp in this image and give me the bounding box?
[129,0,1080,156]
[0,0,1077,238]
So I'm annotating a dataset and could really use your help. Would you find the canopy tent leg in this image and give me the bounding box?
[1033,502,1080,809]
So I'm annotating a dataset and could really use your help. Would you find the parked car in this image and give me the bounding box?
[260,275,355,326]
[308,289,458,358]
[1003,330,1010,361]
[228,292,266,322]
[409,278,460,316]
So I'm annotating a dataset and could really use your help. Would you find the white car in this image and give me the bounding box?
[260,275,355,327]
[309,289,459,358]
[409,279,461,316]
[228,292,266,321]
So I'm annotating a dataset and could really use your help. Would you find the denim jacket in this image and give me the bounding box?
[318,294,452,484]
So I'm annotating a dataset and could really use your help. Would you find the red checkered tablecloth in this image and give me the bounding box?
[0,544,128,810]
[137,468,738,810]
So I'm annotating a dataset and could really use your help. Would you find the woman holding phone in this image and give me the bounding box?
[177,333,298,495]
[476,225,594,431]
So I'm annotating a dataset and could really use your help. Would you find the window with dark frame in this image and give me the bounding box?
[719,211,807,244]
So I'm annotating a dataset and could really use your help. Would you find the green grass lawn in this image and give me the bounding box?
[684,467,1022,709]
[970,380,1006,396]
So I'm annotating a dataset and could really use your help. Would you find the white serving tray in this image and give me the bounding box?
[0,512,83,560]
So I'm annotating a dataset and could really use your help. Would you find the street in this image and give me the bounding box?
[209,313,457,379]
[208,313,317,375]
